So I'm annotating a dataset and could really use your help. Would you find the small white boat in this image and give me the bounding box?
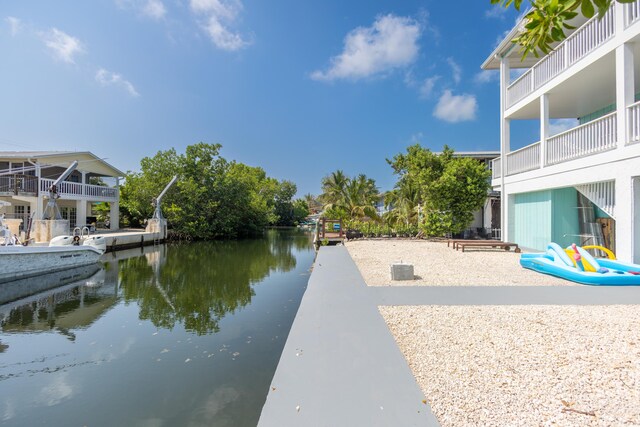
[0,244,104,284]
[0,218,105,283]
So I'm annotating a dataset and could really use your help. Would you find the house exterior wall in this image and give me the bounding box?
[486,2,640,262]
[0,152,122,232]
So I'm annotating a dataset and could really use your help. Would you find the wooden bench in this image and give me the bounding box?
[456,241,521,253]
[447,239,502,250]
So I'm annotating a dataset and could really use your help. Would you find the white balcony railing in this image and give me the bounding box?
[628,100,640,145]
[40,178,118,200]
[625,1,640,27]
[491,157,502,179]
[566,7,615,66]
[533,44,566,89]
[506,5,616,108]
[546,112,617,165]
[507,71,533,107]
[506,142,541,176]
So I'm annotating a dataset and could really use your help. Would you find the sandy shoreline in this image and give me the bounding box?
[345,239,573,286]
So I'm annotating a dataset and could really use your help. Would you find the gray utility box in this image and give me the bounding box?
[390,263,414,281]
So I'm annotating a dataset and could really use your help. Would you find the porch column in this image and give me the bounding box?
[539,93,549,168]
[634,177,640,264]
[34,161,42,219]
[616,176,633,262]
[81,171,87,196]
[110,177,119,230]
[615,42,634,148]
[76,200,87,228]
[500,56,511,242]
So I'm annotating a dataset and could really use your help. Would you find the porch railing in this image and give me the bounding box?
[506,142,541,176]
[627,100,640,145]
[546,112,617,165]
[491,157,502,179]
[40,178,118,200]
[0,174,38,195]
[506,5,616,108]
[625,1,640,27]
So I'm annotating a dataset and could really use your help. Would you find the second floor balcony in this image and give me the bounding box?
[506,2,640,111]
[0,174,118,202]
[492,104,640,181]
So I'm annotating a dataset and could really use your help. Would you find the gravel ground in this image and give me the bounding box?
[345,239,574,286]
[380,305,640,427]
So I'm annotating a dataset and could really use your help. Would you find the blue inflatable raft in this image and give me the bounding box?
[520,243,640,286]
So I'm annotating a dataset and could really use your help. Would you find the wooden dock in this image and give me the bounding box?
[313,218,345,248]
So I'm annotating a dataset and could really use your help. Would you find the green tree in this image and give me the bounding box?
[319,170,379,220]
[273,180,298,226]
[388,145,491,237]
[491,0,634,58]
[119,143,290,239]
[292,199,310,224]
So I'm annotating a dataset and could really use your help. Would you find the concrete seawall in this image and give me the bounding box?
[92,231,164,252]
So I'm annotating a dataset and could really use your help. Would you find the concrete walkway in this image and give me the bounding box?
[258,245,640,426]
[258,246,438,426]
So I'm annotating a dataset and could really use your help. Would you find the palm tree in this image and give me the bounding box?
[344,174,379,219]
[319,170,379,220]
[320,170,349,212]
[384,178,421,226]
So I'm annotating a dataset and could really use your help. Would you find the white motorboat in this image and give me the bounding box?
[0,217,105,284]
[0,244,104,284]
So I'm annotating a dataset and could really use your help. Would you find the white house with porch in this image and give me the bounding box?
[0,151,123,234]
[482,1,640,263]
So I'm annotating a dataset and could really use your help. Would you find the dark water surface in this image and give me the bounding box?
[0,229,315,426]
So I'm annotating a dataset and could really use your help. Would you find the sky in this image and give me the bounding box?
[0,0,553,196]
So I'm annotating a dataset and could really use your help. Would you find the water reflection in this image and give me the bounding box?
[118,230,310,335]
[1,230,313,338]
[0,229,314,426]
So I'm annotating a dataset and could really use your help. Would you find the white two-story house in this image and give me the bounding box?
[482,2,640,263]
[0,151,123,231]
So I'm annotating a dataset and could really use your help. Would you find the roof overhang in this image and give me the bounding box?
[0,151,125,177]
[481,9,588,70]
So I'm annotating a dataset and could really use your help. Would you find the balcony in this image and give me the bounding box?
[0,174,38,196]
[39,178,119,201]
[506,4,628,109]
[492,112,618,179]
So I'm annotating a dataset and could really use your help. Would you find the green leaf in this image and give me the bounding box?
[581,0,595,18]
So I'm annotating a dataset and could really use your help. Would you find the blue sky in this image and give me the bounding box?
[1,0,534,195]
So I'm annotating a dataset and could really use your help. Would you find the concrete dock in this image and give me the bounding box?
[91,229,163,252]
[258,246,438,426]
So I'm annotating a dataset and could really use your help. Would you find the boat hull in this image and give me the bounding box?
[0,245,103,284]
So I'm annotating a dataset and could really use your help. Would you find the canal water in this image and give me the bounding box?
[0,229,315,426]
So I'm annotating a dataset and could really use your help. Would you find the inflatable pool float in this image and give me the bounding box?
[520,243,640,286]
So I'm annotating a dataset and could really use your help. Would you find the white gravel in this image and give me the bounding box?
[345,239,573,286]
[380,305,640,427]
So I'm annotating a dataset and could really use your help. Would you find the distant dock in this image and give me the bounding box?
[313,218,345,248]
[90,229,164,252]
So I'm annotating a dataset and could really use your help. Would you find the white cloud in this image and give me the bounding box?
[446,57,461,85]
[42,28,84,64]
[116,0,167,20]
[419,75,440,98]
[433,90,477,123]
[311,14,421,81]
[485,6,508,19]
[143,0,166,20]
[190,0,249,51]
[5,16,21,37]
[549,118,578,135]
[474,69,498,84]
[96,68,140,97]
